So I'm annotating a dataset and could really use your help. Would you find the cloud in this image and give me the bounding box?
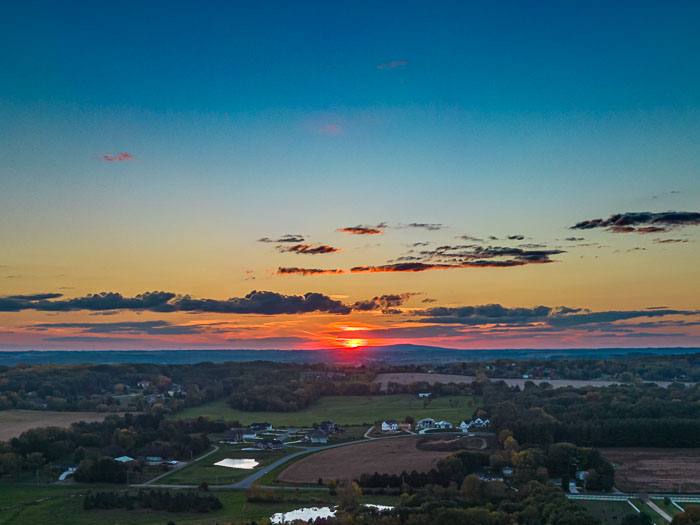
[351,263,459,273]
[277,267,345,276]
[31,320,201,335]
[402,223,443,231]
[7,293,63,301]
[565,237,585,241]
[412,303,698,330]
[351,293,418,313]
[278,244,341,254]
[507,235,525,240]
[101,152,133,162]
[318,123,342,135]
[376,60,409,70]
[458,235,484,242]
[0,290,352,315]
[653,238,689,244]
[338,224,387,235]
[258,234,305,243]
[43,336,146,343]
[571,211,700,234]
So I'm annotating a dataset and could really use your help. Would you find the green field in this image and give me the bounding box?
[156,446,292,486]
[174,394,481,426]
[0,483,398,524]
[630,498,667,524]
[577,500,638,525]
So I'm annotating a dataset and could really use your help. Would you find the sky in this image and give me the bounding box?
[1,1,699,351]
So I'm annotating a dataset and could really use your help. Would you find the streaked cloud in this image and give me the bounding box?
[376,60,408,70]
[258,234,305,243]
[571,211,700,234]
[278,243,341,254]
[338,223,387,235]
[277,267,345,276]
[101,152,133,162]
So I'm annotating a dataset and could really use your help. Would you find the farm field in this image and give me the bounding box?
[0,483,396,525]
[173,394,481,426]
[601,448,700,493]
[155,446,291,486]
[374,372,683,391]
[576,500,637,525]
[0,410,120,441]
[277,436,456,483]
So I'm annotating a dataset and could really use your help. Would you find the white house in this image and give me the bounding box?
[242,427,258,439]
[418,393,431,398]
[115,456,134,463]
[381,419,399,431]
[460,418,490,432]
[416,417,435,429]
[435,420,453,430]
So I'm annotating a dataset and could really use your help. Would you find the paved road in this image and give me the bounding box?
[646,499,672,522]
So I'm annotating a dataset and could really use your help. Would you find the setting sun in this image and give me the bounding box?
[342,339,366,348]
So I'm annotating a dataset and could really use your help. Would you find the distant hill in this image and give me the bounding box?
[0,345,698,366]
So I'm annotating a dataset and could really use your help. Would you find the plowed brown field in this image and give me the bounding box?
[278,436,456,483]
[601,448,700,493]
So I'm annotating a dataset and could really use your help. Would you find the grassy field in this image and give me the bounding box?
[155,445,292,486]
[174,394,481,426]
[576,500,638,525]
[0,483,398,524]
[0,410,120,441]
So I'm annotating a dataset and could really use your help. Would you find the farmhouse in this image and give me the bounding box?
[306,429,329,444]
[137,380,153,389]
[416,417,436,429]
[146,456,163,464]
[220,428,244,444]
[250,422,273,432]
[319,421,337,434]
[256,438,284,450]
[435,420,453,430]
[381,419,399,431]
[242,427,258,439]
[418,393,431,398]
[115,456,134,463]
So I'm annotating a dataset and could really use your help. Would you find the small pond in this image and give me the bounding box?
[214,458,259,469]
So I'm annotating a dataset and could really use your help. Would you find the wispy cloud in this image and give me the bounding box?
[376,60,409,70]
[338,223,387,235]
[653,238,690,244]
[278,244,341,254]
[277,267,345,276]
[401,223,443,231]
[101,152,133,162]
[258,234,305,243]
[318,123,342,135]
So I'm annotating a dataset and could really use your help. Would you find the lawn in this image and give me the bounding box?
[173,394,481,427]
[155,445,292,486]
[577,500,638,525]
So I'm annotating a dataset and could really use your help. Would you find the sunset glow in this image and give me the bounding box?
[1,3,699,352]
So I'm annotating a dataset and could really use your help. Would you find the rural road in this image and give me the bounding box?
[645,499,672,522]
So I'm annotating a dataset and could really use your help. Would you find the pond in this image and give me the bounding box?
[214,458,259,469]
[270,504,394,523]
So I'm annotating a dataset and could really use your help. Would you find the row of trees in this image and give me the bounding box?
[83,489,222,513]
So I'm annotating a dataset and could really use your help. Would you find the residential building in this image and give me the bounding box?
[381,419,399,431]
